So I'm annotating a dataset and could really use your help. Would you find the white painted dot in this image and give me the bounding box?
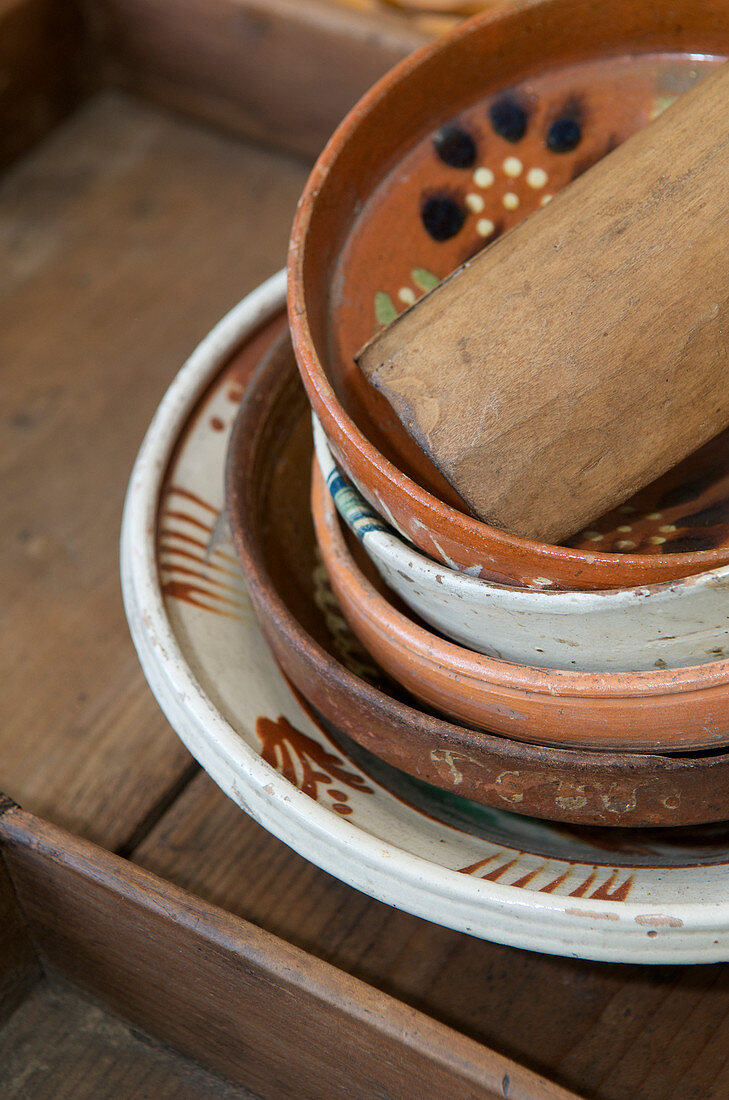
[532,577,554,587]
[649,535,667,545]
[583,531,603,542]
[659,524,677,533]
[618,504,635,514]
[617,525,633,533]
[503,192,520,211]
[476,218,495,238]
[465,192,485,213]
[473,167,494,188]
[526,167,548,189]
[503,156,523,178]
[616,540,636,551]
[540,193,553,206]
[646,512,662,520]
[398,287,416,306]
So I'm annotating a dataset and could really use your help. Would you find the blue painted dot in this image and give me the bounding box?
[421,194,465,241]
[488,97,527,143]
[433,125,477,169]
[547,116,582,153]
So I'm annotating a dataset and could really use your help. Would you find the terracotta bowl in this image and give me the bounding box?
[225,329,729,826]
[289,0,729,590]
[313,448,729,754]
[313,417,729,673]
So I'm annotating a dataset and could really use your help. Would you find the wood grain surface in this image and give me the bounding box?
[1,804,572,1100]
[94,0,429,161]
[0,90,307,850]
[358,60,729,543]
[0,979,258,1100]
[134,772,729,1100]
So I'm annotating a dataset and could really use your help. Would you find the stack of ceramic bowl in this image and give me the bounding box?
[228,0,729,830]
[226,323,729,833]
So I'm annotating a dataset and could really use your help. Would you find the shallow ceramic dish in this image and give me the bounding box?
[312,454,729,754]
[224,323,729,828]
[289,0,729,590]
[313,416,729,672]
[121,270,729,964]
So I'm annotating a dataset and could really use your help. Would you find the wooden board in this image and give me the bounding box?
[0,848,39,1027]
[0,0,91,171]
[133,772,729,1100]
[93,0,429,160]
[0,979,258,1100]
[0,90,308,850]
[0,802,571,1100]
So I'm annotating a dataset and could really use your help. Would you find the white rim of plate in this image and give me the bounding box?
[120,269,729,964]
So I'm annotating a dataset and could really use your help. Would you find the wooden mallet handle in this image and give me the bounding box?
[357,62,729,544]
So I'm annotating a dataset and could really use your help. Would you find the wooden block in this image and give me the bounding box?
[94,0,429,161]
[133,771,729,1100]
[358,60,729,543]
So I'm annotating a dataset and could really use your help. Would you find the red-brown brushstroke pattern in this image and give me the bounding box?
[458,854,499,876]
[568,867,634,901]
[160,557,241,588]
[569,870,597,898]
[458,856,634,901]
[482,858,520,882]
[164,486,217,513]
[160,527,239,566]
[256,715,374,815]
[511,867,543,889]
[540,870,572,894]
[161,580,243,617]
[590,869,635,902]
[158,486,245,617]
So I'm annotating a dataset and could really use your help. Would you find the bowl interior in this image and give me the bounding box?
[303,10,729,557]
[247,340,408,698]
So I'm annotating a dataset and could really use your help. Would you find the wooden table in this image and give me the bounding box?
[2,5,729,1098]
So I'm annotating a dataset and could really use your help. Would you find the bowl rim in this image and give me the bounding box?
[222,309,729,820]
[311,457,729,698]
[312,414,729,611]
[223,319,718,754]
[288,0,729,579]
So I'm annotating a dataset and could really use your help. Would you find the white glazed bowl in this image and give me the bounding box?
[313,416,729,673]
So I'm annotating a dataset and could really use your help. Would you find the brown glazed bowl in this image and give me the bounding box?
[312,453,729,755]
[289,0,729,590]
[225,328,729,826]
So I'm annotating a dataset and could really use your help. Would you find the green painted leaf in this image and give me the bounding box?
[374,291,398,326]
[411,267,439,292]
